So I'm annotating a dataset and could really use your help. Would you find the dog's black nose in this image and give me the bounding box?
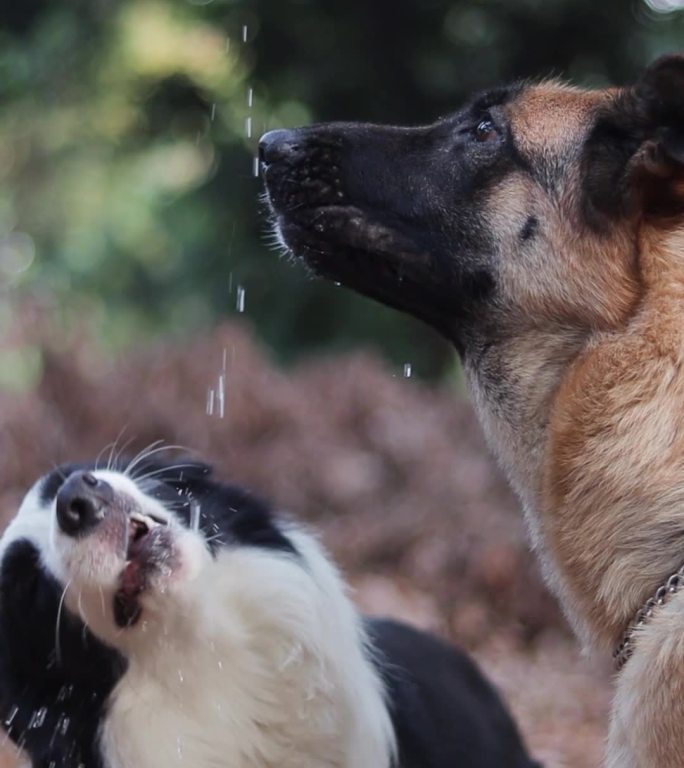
[56,472,113,536]
[259,129,300,166]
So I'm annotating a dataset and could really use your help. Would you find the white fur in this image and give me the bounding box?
[2,471,396,768]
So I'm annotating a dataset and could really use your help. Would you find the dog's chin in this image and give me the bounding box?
[274,205,459,335]
[113,525,177,629]
[275,205,431,292]
[54,519,182,637]
[279,203,425,261]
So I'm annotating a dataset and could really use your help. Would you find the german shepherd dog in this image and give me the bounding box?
[261,54,684,767]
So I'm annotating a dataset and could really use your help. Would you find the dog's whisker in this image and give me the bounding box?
[95,427,129,472]
[106,427,133,471]
[49,462,68,482]
[123,439,166,477]
[126,444,192,480]
[94,441,115,473]
[113,435,138,472]
[54,579,72,668]
[132,463,201,484]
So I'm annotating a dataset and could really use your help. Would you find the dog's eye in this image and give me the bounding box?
[474,119,498,143]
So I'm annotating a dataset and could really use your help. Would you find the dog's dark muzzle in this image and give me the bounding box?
[56,472,114,537]
[259,123,441,215]
[260,127,349,216]
[259,129,304,166]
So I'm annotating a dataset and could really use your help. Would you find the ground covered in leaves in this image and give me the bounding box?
[0,321,611,767]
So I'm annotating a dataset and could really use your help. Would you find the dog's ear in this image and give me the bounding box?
[584,54,684,222]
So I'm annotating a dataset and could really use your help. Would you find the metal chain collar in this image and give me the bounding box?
[613,564,684,671]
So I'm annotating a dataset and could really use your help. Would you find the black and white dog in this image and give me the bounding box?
[0,454,539,768]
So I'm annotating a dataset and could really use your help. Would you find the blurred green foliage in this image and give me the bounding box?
[0,0,682,380]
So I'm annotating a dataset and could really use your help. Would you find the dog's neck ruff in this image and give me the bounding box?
[613,564,684,671]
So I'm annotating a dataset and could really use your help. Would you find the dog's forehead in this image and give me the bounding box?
[506,82,613,159]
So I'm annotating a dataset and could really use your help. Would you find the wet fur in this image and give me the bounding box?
[262,55,684,767]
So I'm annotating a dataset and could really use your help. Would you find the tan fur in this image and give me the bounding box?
[464,79,684,767]
[511,84,605,159]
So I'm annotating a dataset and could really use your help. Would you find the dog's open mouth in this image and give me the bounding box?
[113,512,169,629]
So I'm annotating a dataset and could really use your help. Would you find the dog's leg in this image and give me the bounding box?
[607,604,684,768]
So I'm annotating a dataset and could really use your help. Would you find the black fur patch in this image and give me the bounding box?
[520,215,539,242]
[366,618,540,768]
[582,54,684,223]
[137,459,298,556]
[0,540,126,767]
[469,85,520,119]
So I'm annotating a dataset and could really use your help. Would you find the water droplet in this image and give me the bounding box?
[245,117,252,138]
[403,363,412,378]
[236,286,245,313]
[242,25,248,42]
[4,705,18,728]
[177,669,184,685]
[217,374,226,418]
[190,501,201,533]
[247,87,254,108]
[177,736,184,761]
[252,156,260,177]
[60,715,70,735]
[210,103,216,122]
[206,387,215,416]
[30,707,47,729]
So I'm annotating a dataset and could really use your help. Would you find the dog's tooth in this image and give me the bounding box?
[130,512,161,529]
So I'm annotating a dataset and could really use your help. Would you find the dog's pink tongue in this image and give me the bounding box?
[121,560,143,593]
[113,561,144,628]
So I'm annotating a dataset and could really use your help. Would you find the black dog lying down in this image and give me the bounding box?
[0,455,540,767]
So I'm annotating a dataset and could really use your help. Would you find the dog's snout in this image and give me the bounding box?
[259,129,301,167]
[56,472,113,537]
